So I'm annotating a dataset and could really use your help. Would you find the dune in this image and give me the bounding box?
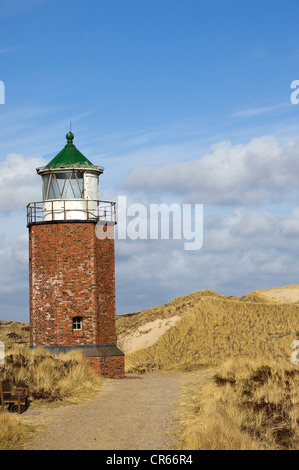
[251,284,299,304]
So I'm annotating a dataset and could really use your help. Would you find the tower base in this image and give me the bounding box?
[30,344,125,379]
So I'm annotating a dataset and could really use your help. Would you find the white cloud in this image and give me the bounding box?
[281,208,299,236]
[0,234,28,294]
[0,153,44,212]
[0,233,29,321]
[122,135,299,206]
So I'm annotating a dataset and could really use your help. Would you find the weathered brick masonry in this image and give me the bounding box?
[87,355,125,379]
[29,220,125,378]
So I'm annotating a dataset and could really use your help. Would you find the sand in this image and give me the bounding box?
[118,316,182,354]
[254,285,299,304]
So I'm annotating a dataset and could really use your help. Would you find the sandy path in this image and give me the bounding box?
[23,373,181,450]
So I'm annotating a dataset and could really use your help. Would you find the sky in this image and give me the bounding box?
[1,0,299,321]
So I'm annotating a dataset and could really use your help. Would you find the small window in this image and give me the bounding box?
[72,317,82,330]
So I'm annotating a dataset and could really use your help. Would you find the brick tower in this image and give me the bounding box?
[27,131,125,378]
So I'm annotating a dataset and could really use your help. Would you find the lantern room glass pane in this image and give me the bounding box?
[48,175,60,199]
[44,172,84,200]
[64,173,83,198]
[42,175,50,200]
[55,173,68,196]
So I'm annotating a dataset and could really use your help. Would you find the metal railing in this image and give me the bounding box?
[27,199,116,225]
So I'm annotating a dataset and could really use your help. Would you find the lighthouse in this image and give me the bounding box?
[27,131,125,378]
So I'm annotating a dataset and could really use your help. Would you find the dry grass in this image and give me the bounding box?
[175,358,299,450]
[0,345,103,450]
[124,291,299,373]
[0,321,103,405]
[0,321,30,349]
[116,290,233,339]
[0,412,36,450]
[0,346,102,405]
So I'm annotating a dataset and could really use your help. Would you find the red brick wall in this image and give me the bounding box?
[94,223,116,344]
[29,221,117,347]
[87,355,125,379]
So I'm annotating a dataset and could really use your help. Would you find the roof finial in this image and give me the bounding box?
[66,126,74,144]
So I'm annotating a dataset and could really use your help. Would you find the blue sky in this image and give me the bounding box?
[2,0,299,322]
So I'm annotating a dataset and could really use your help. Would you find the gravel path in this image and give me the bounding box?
[23,373,181,450]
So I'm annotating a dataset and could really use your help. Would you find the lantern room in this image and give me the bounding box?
[27,132,115,224]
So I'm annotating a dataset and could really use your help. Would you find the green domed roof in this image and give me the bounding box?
[45,132,96,170]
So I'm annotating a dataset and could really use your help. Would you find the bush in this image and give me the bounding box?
[0,346,102,405]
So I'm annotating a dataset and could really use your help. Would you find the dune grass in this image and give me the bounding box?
[125,292,299,372]
[175,358,299,450]
[0,412,36,450]
[0,321,30,349]
[0,345,103,450]
[0,346,102,405]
